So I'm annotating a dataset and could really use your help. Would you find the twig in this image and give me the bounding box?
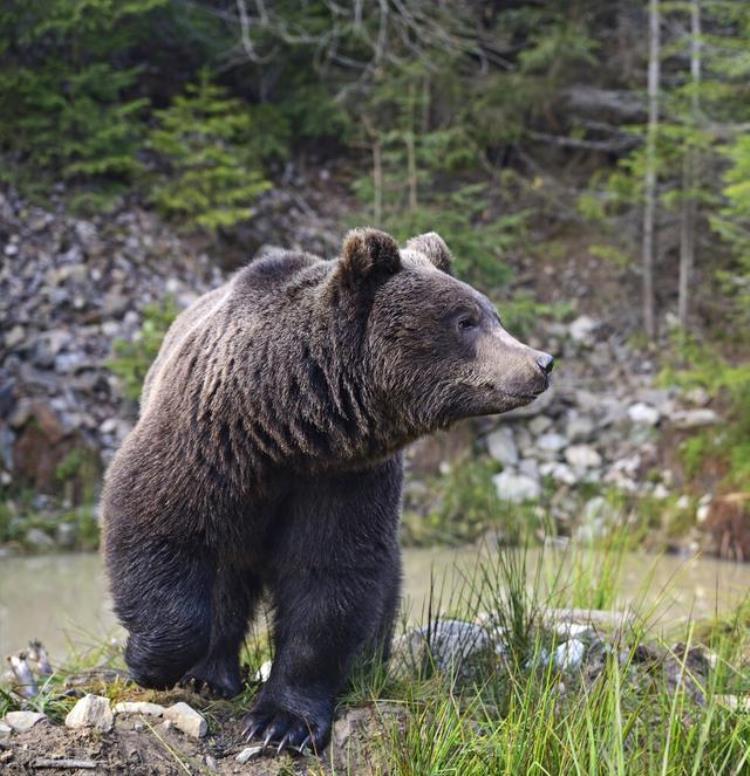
[33,759,99,770]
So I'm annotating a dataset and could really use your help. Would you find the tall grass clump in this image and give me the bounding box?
[354,542,750,775]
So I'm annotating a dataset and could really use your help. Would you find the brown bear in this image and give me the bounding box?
[102,228,553,754]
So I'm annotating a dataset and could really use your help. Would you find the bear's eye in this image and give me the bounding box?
[456,314,479,332]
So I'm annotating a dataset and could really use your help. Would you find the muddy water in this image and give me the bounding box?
[1,547,749,659]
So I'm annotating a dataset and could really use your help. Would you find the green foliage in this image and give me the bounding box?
[146,71,273,231]
[661,336,750,488]
[712,133,750,323]
[0,0,239,207]
[109,297,178,402]
[0,0,167,195]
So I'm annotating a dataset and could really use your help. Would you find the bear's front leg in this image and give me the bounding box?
[243,460,402,755]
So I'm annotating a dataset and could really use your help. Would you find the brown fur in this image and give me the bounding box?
[102,228,552,753]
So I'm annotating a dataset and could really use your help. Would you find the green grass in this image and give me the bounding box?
[345,542,750,775]
[2,542,749,773]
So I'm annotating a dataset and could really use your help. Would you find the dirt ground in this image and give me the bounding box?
[0,702,400,775]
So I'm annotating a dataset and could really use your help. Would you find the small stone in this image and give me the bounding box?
[528,415,553,436]
[669,409,720,429]
[486,426,519,467]
[393,619,493,678]
[568,315,601,344]
[114,701,165,717]
[518,458,540,479]
[65,694,114,732]
[564,444,602,470]
[552,622,593,640]
[164,702,207,738]
[101,320,121,338]
[540,461,577,485]
[236,746,264,763]
[5,325,25,349]
[628,403,660,426]
[24,528,55,549]
[684,387,710,407]
[492,470,541,503]
[536,433,567,459]
[696,494,712,524]
[716,695,750,712]
[254,660,272,683]
[4,711,47,732]
[55,522,78,549]
[553,639,586,670]
[565,414,596,443]
[0,721,12,739]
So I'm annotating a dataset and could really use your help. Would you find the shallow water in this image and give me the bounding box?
[1,547,749,659]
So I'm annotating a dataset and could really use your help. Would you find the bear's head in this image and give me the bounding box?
[335,228,554,435]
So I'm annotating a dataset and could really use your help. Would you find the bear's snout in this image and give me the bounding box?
[536,352,555,376]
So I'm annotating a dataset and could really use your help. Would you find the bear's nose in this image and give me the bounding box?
[537,353,555,375]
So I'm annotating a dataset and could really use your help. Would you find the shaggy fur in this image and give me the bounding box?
[102,228,552,754]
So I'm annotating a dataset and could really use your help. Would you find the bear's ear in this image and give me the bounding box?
[338,228,401,285]
[406,232,453,274]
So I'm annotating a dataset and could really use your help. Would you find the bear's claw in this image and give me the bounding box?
[242,708,326,756]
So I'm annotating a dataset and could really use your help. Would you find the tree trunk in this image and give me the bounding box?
[641,0,660,339]
[407,80,418,212]
[678,0,701,329]
[373,135,383,225]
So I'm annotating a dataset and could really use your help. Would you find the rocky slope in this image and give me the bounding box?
[0,187,732,555]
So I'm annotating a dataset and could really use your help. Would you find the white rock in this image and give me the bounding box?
[394,619,493,676]
[65,694,114,732]
[652,483,670,500]
[569,315,601,344]
[254,660,272,683]
[0,721,12,739]
[553,639,586,670]
[486,426,519,467]
[537,433,567,457]
[515,426,534,456]
[528,415,553,436]
[24,527,55,548]
[540,461,577,485]
[552,622,593,640]
[564,444,602,470]
[493,470,541,503]
[5,324,25,349]
[114,701,165,717]
[518,458,540,479]
[696,494,712,524]
[566,413,596,443]
[716,695,750,712]
[236,746,264,763]
[628,402,660,426]
[4,710,46,732]
[101,320,121,338]
[164,702,207,738]
[684,387,710,407]
[669,409,720,429]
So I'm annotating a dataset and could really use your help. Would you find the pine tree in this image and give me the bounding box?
[147,71,271,232]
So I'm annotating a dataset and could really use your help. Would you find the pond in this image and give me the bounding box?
[2,546,750,660]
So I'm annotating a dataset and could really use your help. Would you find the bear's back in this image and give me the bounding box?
[139,249,330,416]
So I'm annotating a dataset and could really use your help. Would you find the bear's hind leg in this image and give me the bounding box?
[108,537,213,691]
[181,568,261,698]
